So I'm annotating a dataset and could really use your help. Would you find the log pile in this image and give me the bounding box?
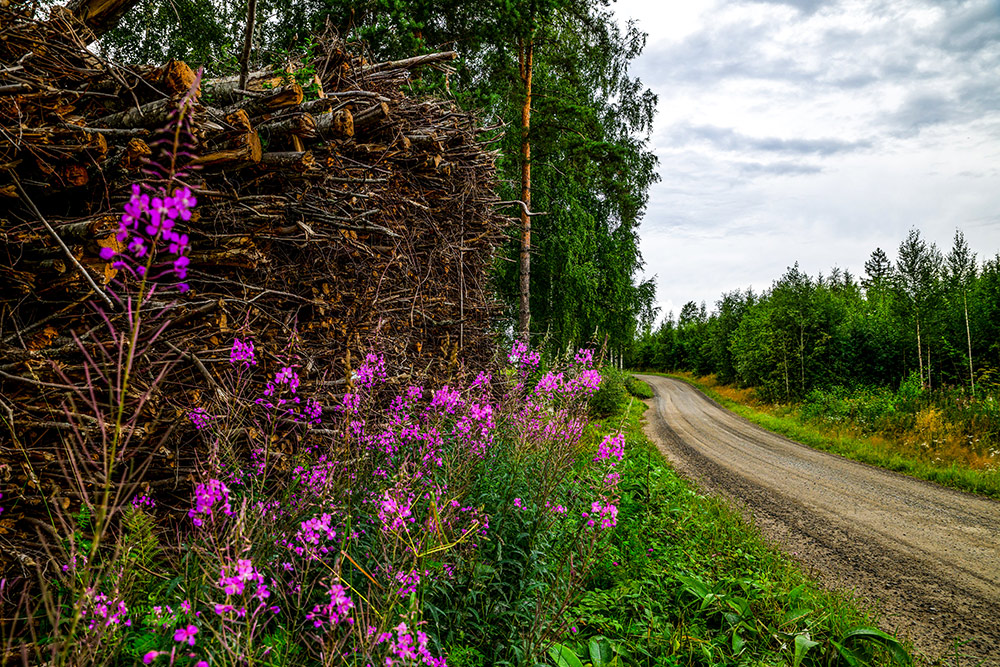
[0,5,507,575]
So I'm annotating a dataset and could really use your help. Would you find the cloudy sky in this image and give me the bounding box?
[611,0,1000,321]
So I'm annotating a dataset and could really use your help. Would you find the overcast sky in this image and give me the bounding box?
[611,0,1000,322]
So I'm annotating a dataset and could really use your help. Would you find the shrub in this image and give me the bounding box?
[590,367,628,418]
[625,375,654,400]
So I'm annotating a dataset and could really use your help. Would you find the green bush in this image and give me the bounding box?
[591,367,628,417]
[625,375,654,400]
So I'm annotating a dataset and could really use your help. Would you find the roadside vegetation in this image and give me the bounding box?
[552,380,912,667]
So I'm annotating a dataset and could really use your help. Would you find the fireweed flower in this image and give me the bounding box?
[355,353,387,389]
[429,385,463,414]
[379,490,414,531]
[589,500,619,529]
[377,621,447,667]
[173,623,198,645]
[574,348,594,367]
[188,478,232,527]
[594,432,625,464]
[189,407,212,430]
[79,588,130,630]
[229,337,257,366]
[306,583,354,629]
[100,184,196,292]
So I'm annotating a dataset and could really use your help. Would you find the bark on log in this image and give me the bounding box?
[258,112,317,140]
[65,0,141,40]
[315,109,353,138]
[222,84,303,117]
[259,150,314,171]
[352,102,389,132]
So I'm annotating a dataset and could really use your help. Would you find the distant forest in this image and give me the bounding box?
[631,229,1000,400]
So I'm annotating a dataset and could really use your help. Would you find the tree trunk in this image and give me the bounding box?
[964,292,974,395]
[238,0,258,93]
[916,316,924,387]
[517,36,534,339]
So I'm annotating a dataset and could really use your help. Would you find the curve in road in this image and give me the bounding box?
[637,374,1000,665]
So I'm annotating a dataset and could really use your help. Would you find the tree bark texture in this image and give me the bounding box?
[518,36,533,339]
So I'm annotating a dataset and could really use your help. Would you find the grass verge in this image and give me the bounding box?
[643,372,1000,501]
[558,396,911,667]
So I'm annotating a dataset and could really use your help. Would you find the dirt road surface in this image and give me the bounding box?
[637,375,1000,665]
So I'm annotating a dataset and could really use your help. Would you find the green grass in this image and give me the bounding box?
[559,397,912,667]
[645,372,1000,501]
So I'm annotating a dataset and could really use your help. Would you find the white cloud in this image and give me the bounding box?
[616,0,1000,322]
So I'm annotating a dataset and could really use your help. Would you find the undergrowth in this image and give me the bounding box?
[555,395,912,667]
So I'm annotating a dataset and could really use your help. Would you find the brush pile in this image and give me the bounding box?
[0,3,507,574]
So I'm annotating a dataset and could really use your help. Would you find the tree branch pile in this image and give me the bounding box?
[0,5,507,575]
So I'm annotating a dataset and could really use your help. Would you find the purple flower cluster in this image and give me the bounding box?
[188,479,233,527]
[306,583,353,629]
[218,558,269,599]
[594,432,625,464]
[508,339,541,369]
[355,353,387,389]
[131,493,156,509]
[376,621,447,667]
[189,407,212,430]
[291,513,338,559]
[100,184,195,292]
[79,588,130,631]
[587,500,619,530]
[230,337,257,366]
[379,490,414,531]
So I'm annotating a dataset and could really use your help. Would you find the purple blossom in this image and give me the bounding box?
[189,407,212,430]
[377,621,447,667]
[594,432,625,464]
[355,353,387,389]
[188,479,232,527]
[306,583,354,629]
[574,348,594,367]
[229,337,257,366]
[508,339,541,369]
[173,624,198,645]
[101,183,195,291]
[379,490,414,531]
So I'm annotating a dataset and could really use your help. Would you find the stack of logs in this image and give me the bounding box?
[0,4,508,575]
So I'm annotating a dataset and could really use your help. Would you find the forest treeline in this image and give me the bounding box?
[631,229,1000,402]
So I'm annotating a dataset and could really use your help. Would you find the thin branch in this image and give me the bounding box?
[10,173,115,310]
[495,200,548,217]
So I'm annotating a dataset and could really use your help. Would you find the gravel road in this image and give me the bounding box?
[637,374,1000,665]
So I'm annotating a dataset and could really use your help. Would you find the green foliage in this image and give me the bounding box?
[563,401,911,667]
[590,367,628,418]
[624,376,653,400]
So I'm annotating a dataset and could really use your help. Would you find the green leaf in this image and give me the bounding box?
[831,640,866,667]
[731,631,745,655]
[588,636,613,667]
[549,643,586,667]
[793,633,819,667]
[839,627,912,666]
[782,606,814,627]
